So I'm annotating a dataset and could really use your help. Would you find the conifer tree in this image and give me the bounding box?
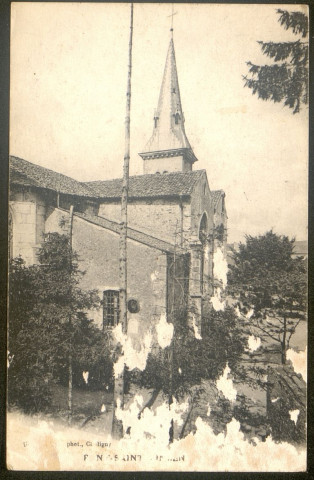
[244,9,308,113]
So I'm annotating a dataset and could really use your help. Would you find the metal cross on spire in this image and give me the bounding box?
[167,4,177,35]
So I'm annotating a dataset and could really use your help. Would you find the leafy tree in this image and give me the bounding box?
[131,307,247,440]
[228,231,307,364]
[244,9,308,113]
[8,233,113,414]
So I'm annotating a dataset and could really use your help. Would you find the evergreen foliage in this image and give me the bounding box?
[8,233,113,413]
[228,230,307,364]
[244,9,308,113]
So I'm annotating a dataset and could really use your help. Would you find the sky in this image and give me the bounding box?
[10,3,308,243]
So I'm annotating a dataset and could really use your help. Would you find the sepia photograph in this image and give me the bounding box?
[7,2,308,472]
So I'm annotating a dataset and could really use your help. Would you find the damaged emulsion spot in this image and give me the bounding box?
[286,347,307,382]
[247,335,261,352]
[112,323,152,375]
[211,247,228,311]
[216,364,237,402]
[289,409,300,425]
[156,313,173,348]
[192,316,202,340]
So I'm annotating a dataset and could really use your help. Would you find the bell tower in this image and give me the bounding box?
[139,35,198,174]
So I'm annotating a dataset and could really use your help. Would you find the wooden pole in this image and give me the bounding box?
[68,205,74,425]
[111,3,134,440]
[168,226,178,444]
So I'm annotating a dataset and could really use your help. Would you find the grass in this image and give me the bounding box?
[49,383,113,428]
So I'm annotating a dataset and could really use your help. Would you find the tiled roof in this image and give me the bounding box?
[73,210,187,255]
[85,170,205,199]
[10,156,224,207]
[211,189,224,207]
[10,156,96,198]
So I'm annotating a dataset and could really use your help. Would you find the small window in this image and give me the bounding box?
[175,112,180,124]
[103,290,120,329]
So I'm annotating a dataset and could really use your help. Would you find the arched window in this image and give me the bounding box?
[174,112,180,124]
[199,213,208,245]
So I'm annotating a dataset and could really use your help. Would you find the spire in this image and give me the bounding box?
[139,37,198,174]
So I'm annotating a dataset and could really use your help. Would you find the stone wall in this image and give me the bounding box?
[98,174,215,249]
[99,199,184,245]
[9,188,47,264]
[167,252,190,324]
[143,156,185,175]
[45,208,169,341]
[190,174,214,239]
[99,173,219,322]
[214,195,228,254]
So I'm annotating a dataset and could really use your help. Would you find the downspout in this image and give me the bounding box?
[68,205,74,425]
[179,194,184,246]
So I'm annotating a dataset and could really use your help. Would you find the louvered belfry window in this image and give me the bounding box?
[103,290,120,329]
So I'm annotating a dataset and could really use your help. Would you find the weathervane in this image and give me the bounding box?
[167,4,177,35]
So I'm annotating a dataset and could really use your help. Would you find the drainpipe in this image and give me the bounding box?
[179,194,183,246]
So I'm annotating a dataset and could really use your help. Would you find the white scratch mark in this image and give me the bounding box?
[216,363,237,402]
[192,316,202,340]
[287,347,307,383]
[82,371,89,384]
[156,313,173,349]
[211,287,225,311]
[247,335,261,352]
[289,409,300,425]
[213,247,228,288]
[112,323,152,376]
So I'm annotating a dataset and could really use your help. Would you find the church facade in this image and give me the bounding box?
[9,36,227,339]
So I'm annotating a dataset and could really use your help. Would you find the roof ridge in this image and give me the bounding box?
[84,169,206,199]
[83,169,206,199]
[10,156,210,200]
[85,169,206,185]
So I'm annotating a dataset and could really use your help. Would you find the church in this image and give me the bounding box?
[9,36,227,339]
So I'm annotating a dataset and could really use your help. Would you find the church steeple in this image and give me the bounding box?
[139,37,198,175]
